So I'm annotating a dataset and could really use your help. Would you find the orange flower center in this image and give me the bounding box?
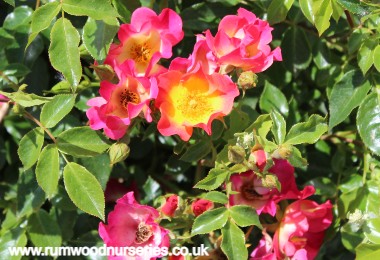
[120,89,141,109]
[135,222,153,244]
[130,42,152,64]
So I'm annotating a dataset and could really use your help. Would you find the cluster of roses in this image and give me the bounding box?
[99,149,333,260]
[86,7,281,141]
[233,149,333,259]
[94,6,332,260]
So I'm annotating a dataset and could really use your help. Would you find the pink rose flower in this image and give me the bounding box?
[169,36,218,75]
[155,66,239,141]
[250,200,333,260]
[230,150,315,216]
[0,94,9,123]
[86,61,158,140]
[105,7,184,76]
[250,229,276,260]
[161,195,179,217]
[273,200,333,260]
[205,8,282,73]
[191,198,214,216]
[99,192,169,259]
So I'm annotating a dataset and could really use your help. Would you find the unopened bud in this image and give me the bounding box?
[12,103,24,115]
[238,71,258,90]
[228,145,246,164]
[261,174,280,190]
[109,142,130,165]
[272,145,292,159]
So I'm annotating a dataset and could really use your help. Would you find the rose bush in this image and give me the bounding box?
[1,1,380,260]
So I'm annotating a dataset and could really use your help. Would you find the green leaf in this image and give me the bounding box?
[17,169,46,218]
[336,0,373,17]
[285,115,328,145]
[57,126,110,157]
[111,0,141,23]
[0,227,27,260]
[3,0,15,7]
[357,93,380,155]
[180,141,211,162]
[374,45,380,72]
[364,218,380,244]
[83,17,119,63]
[80,154,111,190]
[306,177,336,197]
[0,28,15,49]
[28,2,61,47]
[229,205,262,228]
[49,18,82,88]
[299,0,314,23]
[270,109,286,144]
[194,168,229,190]
[331,0,344,21]
[356,244,380,260]
[259,81,289,117]
[17,127,44,170]
[329,70,371,128]
[282,27,312,73]
[201,191,228,204]
[358,39,377,74]
[35,144,60,198]
[191,207,229,235]
[40,94,76,128]
[288,146,308,167]
[314,0,333,35]
[0,90,51,107]
[62,0,119,19]
[3,6,33,30]
[142,176,162,204]
[221,220,248,260]
[267,0,294,24]
[63,162,105,220]
[27,209,62,247]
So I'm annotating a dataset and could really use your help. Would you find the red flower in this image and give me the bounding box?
[161,194,179,217]
[191,198,214,216]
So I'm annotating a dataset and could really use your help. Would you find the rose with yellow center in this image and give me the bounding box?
[104,7,184,76]
[155,68,239,141]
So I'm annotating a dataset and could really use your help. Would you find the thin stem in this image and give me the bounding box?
[345,10,355,29]
[35,0,40,9]
[321,133,363,146]
[23,111,57,143]
[245,225,254,240]
[60,151,70,164]
[363,151,369,184]
[0,71,18,91]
